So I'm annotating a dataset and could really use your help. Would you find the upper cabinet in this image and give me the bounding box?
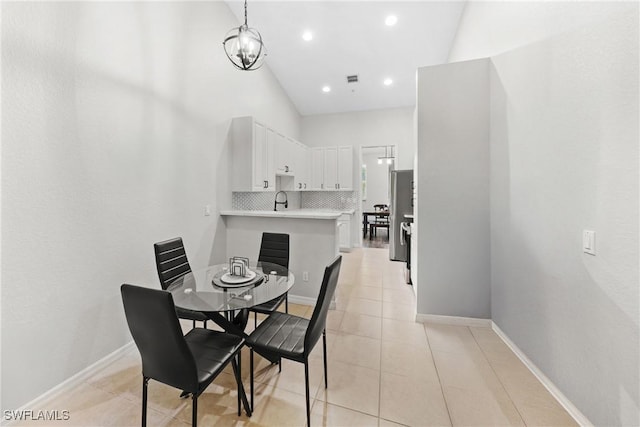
[310,146,353,191]
[231,117,276,192]
[231,117,352,192]
[274,134,295,176]
[293,140,310,190]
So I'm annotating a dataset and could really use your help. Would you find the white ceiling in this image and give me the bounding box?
[225,1,466,116]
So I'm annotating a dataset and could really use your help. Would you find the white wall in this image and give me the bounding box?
[415,58,491,319]
[361,151,390,213]
[301,108,414,170]
[450,3,639,425]
[448,1,636,63]
[1,1,300,411]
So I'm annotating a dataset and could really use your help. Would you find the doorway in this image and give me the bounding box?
[359,145,396,249]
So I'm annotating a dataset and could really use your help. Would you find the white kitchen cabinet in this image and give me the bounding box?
[310,147,325,190]
[324,147,338,190]
[293,141,309,191]
[231,117,276,192]
[275,134,295,176]
[310,146,353,191]
[337,146,353,190]
[338,213,352,251]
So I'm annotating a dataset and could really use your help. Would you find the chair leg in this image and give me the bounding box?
[237,354,241,416]
[203,320,207,329]
[250,349,254,412]
[192,394,198,427]
[254,311,257,329]
[142,377,148,427]
[323,330,328,389]
[304,360,311,427]
[285,294,289,313]
[192,320,196,329]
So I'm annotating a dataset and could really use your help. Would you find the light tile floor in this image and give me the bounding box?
[19,248,577,426]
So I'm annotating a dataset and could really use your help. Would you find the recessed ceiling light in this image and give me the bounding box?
[302,31,313,41]
[385,15,397,26]
[322,86,331,93]
[383,78,393,86]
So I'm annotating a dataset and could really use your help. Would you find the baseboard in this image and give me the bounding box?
[415,313,492,327]
[3,341,135,426]
[492,323,593,427]
[288,294,336,310]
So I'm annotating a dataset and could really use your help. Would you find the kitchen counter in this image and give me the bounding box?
[220,209,353,220]
[222,209,343,305]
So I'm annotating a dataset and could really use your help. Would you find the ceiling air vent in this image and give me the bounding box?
[346,75,358,83]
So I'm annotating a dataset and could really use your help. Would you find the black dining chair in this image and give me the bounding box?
[154,237,209,329]
[370,204,390,238]
[247,255,342,427]
[120,284,250,427]
[249,232,290,327]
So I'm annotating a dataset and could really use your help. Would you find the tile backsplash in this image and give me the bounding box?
[232,192,301,211]
[232,190,358,211]
[301,191,358,210]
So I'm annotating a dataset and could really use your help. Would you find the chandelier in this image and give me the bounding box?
[378,146,395,165]
[222,0,267,71]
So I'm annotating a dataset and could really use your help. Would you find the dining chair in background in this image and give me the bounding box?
[249,232,290,327]
[370,203,390,238]
[154,237,209,328]
[120,284,250,427]
[247,255,342,427]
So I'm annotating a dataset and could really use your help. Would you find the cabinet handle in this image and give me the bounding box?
[321,183,323,189]
[285,165,289,172]
[304,183,307,189]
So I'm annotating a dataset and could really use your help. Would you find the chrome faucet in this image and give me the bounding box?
[274,191,288,211]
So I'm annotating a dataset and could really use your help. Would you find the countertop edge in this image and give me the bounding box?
[220,210,342,220]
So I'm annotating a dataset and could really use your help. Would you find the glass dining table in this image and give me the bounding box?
[167,261,295,416]
[168,261,295,337]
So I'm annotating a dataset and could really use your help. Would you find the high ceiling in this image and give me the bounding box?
[225,1,466,116]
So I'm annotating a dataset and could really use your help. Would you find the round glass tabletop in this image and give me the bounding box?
[167,262,294,313]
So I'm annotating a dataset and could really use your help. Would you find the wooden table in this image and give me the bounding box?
[363,211,390,238]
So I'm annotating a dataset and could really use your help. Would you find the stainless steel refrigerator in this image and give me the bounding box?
[389,169,414,261]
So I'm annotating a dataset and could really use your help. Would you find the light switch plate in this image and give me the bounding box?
[583,230,596,255]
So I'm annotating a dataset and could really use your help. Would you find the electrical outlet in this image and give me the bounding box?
[583,230,596,255]
[303,271,309,281]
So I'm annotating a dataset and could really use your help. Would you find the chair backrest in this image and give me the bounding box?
[120,284,198,392]
[304,256,342,354]
[258,233,290,269]
[154,237,192,290]
[373,204,388,211]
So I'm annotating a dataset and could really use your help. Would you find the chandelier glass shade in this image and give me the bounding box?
[377,146,395,165]
[223,0,266,71]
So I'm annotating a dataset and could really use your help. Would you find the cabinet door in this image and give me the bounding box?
[284,137,297,175]
[337,146,353,190]
[293,142,306,190]
[252,122,267,191]
[310,147,325,190]
[300,144,309,190]
[338,215,352,250]
[265,128,277,191]
[324,147,338,190]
